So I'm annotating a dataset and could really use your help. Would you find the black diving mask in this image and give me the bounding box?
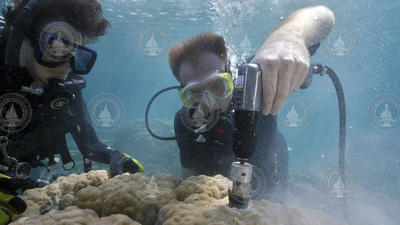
[30,32,97,75]
[4,0,95,75]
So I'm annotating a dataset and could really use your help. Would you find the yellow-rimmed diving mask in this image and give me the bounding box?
[179,71,234,108]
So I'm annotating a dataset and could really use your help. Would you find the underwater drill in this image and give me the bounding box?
[228,63,262,209]
[228,63,347,209]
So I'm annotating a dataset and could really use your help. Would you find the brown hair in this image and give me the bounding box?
[168,32,227,82]
[1,0,110,41]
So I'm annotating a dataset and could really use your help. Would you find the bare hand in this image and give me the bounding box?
[252,37,310,115]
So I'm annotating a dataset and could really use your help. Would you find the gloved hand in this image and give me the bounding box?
[109,152,145,177]
[0,174,28,225]
[0,175,39,194]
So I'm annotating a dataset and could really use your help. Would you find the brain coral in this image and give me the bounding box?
[9,171,345,225]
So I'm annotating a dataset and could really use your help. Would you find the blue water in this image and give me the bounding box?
[47,0,400,224]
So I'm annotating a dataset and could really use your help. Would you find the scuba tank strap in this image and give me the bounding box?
[5,0,41,66]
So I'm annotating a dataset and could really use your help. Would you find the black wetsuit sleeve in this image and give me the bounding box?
[70,92,119,164]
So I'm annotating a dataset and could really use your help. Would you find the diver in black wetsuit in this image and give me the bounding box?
[168,6,335,196]
[0,1,143,223]
[0,0,144,180]
[0,69,144,176]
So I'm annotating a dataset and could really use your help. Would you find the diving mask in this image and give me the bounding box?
[30,32,97,75]
[179,70,234,108]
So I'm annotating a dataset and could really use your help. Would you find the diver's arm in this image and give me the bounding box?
[70,92,119,164]
[252,6,335,115]
[70,92,143,176]
[266,5,335,49]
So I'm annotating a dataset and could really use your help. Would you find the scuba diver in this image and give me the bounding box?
[0,1,144,222]
[166,6,335,195]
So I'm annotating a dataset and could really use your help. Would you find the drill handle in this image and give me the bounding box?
[233,110,259,159]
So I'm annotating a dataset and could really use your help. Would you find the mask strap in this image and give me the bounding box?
[5,0,41,66]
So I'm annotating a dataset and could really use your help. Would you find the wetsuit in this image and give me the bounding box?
[0,66,125,171]
[175,103,289,191]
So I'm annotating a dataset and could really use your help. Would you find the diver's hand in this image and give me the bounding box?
[252,34,310,115]
[109,152,144,177]
[0,177,40,191]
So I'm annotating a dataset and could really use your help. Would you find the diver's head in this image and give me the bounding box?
[2,0,110,87]
[169,32,233,111]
